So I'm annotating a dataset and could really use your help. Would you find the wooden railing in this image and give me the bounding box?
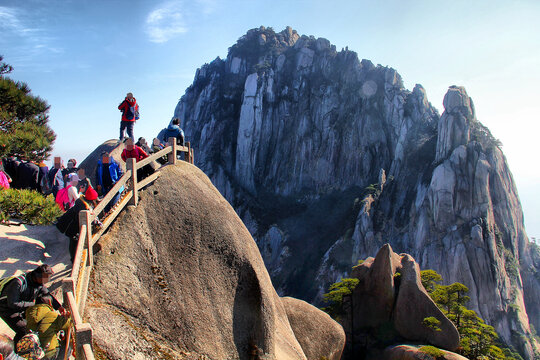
[61,139,194,360]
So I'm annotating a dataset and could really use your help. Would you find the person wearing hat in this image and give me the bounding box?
[56,185,99,261]
[0,265,66,346]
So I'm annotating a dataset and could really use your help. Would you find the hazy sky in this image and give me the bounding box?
[1,0,538,238]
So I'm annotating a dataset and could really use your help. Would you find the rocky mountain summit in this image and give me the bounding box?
[86,160,345,359]
[174,27,540,358]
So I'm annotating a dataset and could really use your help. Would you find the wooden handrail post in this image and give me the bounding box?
[185,141,191,163]
[62,278,75,303]
[190,148,194,164]
[168,137,177,165]
[75,323,93,360]
[127,158,138,206]
[79,210,93,266]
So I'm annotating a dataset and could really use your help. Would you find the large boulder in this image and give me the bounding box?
[282,296,345,360]
[383,345,468,360]
[86,162,343,359]
[342,244,459,358]
[394,255,460,350]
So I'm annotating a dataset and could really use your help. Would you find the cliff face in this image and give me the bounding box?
[174,27,540,358]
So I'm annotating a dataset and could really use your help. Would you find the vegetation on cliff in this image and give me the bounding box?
[322,264,525,359]
[0,56,56,162]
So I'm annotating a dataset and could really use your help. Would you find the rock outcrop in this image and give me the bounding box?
[85,161,344,359]
[342,245,459,358]
[282,296,346,360]
[174,27,540,358]
[78,139,126,186]
[383,345,468,360]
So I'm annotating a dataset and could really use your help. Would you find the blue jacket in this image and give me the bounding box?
[159,123,184,145]
[96,159,123,188]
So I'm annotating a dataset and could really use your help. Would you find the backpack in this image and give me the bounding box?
[125,103,139,121]
[16,332,46,360]
[55,185,72,211]
[0,274,26,302]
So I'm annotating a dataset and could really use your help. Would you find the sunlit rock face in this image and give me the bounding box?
[175,27,540,358]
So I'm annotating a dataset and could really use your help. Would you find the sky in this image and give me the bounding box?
[0,0,539,239]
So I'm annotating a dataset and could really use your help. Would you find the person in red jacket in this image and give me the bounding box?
[121,138,154,181]
[118,92,139,141]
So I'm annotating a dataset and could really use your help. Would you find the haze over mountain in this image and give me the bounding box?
[174,27,540,358]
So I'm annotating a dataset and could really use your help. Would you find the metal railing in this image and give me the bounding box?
[61,139,193,359]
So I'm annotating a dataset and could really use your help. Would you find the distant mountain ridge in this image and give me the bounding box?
[174,26,540,358]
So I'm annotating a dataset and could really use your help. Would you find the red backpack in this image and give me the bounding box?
[55,184,72,211]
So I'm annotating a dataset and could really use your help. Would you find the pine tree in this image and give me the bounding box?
[0,56,56,162]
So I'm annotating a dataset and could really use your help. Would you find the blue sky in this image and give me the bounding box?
[1,0,539,238]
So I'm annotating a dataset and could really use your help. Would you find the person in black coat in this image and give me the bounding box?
[55,186,99,261]
[16,161,39,190]
[0,265,66,345]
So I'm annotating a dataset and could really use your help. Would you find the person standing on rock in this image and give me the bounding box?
[118,92,139,142]
[121,138,153,181]
[96,151,123,212]
[0,265,67,346]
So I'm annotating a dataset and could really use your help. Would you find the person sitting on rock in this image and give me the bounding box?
[55,186,99,261]
[0,265,67,346]
[121,138,154,181]
[0,334,26,360]
[158,117,185,146]
[96,151,123,213]
[26,295,71,360]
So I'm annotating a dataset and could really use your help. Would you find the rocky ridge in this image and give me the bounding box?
[85,159,345,360]
[174,27,540,358]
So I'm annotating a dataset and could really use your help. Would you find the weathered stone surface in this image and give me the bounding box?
[341,244,459,357]
[175,27,540,358]
[282,296,345,360]
[393,255,460,351]
[86,163,323,359]
[383,345,468,360]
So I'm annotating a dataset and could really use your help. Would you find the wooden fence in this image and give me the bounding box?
[61,139,193,359]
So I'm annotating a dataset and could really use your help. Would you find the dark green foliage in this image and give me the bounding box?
[0,55,13,75]
[420,270,522,360]
[504,249,520,280]
[418,345,445,359]
[0,188,62,225]
[321,277,359,320]
[422,316,442,332]
[470,120,503,151]
[0,58,56,162]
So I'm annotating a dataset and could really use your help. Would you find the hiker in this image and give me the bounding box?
[0,159,12,189]
[54,174,79,211]
[16,161,40,191]
[152,138,167,165]
[76,168,92,193]
[26,295,70,360]
[0,265,67,346]
[2,158,20,189]
[118,92,139,142]
[0,334,26,360]
[55,186,99,261]
[158,117,185,146]
[121,138,154,181]
[47,158,64,198]
[37,161,50,195]
[61,159,77,186]
[136,137,152,154]
[96,151,123,212]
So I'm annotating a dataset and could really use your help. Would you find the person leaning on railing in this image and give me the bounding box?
[55,185,99,262]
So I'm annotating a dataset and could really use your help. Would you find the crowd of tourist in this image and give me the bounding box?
[0,92,188,358]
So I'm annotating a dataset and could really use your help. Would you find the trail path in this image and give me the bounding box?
[0,223,70,337]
